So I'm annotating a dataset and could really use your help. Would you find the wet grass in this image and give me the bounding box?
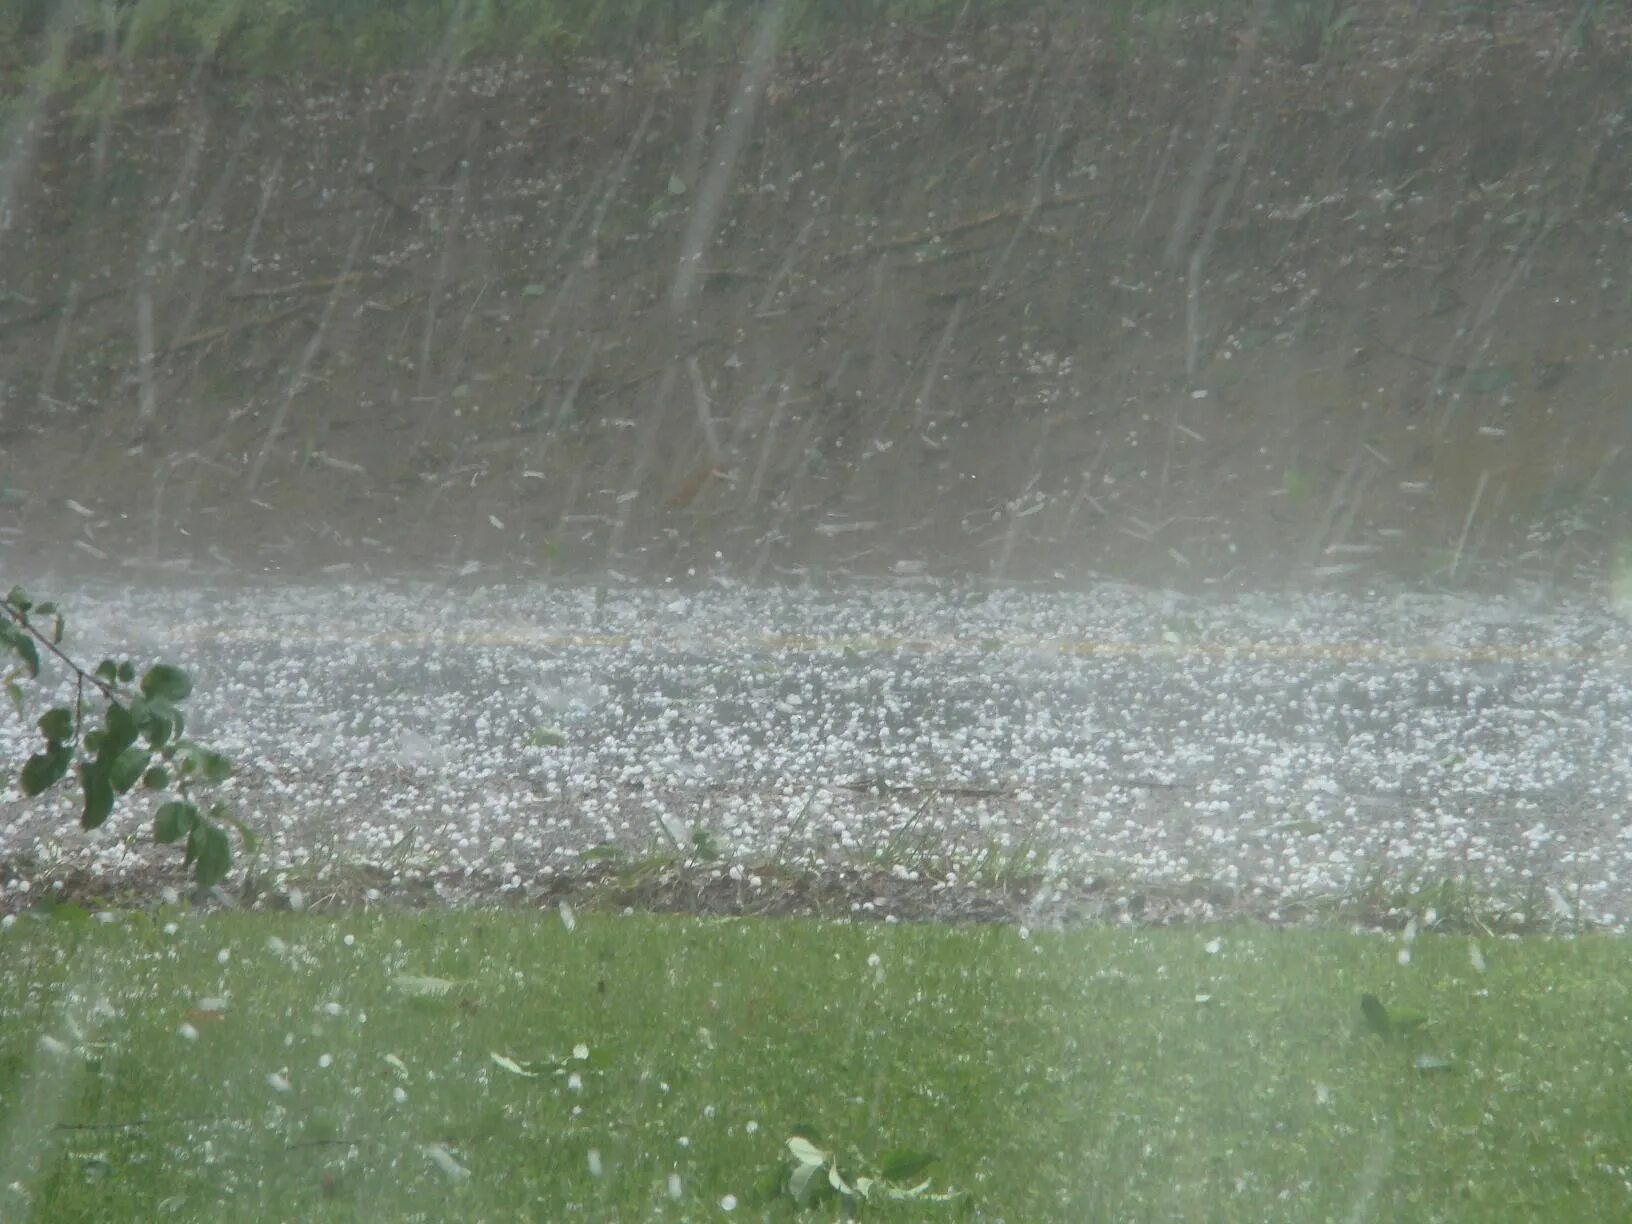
[3,909,1631,1221]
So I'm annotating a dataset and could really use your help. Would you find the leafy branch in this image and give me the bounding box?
[3,585,254,889]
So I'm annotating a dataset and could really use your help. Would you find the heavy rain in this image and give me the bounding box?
[2,2,1631,1219]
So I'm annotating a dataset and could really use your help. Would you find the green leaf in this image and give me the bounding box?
[142,765,170,790]
[102,702,139,756]
[1388,1007,1428,1035]
[79,761,115,830]
[116,660,136,684]
[37,706,73,745]
[1360,993,1391,1037]
[0,623,40,678]
[141,663,192,702]
[20,746,72,796]
[878,1149,938,1183]
[187,822,232,887]
[109,747,150,794]
[95,659,118,684]
[130,697,179,749]
[154,800,199,844]
[6,586,31,613]
[1360,993,1428,1040]
[199,748,232,784]
[30,600,59,646]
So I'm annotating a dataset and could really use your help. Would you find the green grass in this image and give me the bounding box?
[3,907,1631,1221]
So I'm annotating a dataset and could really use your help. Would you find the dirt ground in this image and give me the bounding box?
[0,848,1535,932]
[1,2,1629,592]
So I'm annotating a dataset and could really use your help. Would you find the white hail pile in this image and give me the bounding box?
[2,578,1628,927]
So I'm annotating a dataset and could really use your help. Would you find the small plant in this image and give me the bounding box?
[1358,993,1426,1041]
[3,585,252,889]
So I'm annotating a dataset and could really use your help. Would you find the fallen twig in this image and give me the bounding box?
[227,272,375,302]
[848,191,1103,258]
[166,302,312,355]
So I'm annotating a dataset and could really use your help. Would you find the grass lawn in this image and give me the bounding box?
[2,906,1630,1221]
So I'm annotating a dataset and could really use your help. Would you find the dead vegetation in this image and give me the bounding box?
[1,3,1628,588]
